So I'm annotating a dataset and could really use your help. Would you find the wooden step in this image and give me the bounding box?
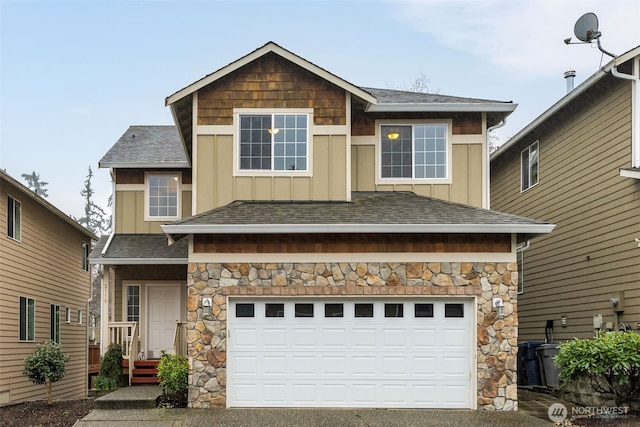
[130,376,159,384]
[133,368,158,375]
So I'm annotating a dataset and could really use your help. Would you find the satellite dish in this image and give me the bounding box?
[574,12,599,42]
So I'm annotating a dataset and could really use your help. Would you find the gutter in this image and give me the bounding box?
[162,223,555,235]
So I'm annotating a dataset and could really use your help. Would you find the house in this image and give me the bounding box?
[0,170,97,405]
[90,42,553,410]
[490,46,640,343]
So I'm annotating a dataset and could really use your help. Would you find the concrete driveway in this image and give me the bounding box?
[77,407,552,426]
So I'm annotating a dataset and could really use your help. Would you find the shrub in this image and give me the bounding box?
[94,343,123,390]
[23,341,70,405]
[555,331,640,406]
[157,353,188,396]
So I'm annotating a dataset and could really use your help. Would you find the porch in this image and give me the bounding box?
[102,320,187,386]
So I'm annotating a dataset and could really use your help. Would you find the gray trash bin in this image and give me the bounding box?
[536,343,560,387]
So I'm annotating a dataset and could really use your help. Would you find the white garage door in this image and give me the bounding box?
[228,298,474,408]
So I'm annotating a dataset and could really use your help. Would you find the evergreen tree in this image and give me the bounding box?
[21,171,49,197]
[76,166,110,236]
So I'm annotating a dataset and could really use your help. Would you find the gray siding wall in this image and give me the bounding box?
[491,76,640,342]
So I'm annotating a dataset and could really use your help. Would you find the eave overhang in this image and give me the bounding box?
[366,103,518,113]
[88,257,187,265]
[162,223,555,237]
[98,161,190,169]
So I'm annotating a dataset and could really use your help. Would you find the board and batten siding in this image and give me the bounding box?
[114,189,192,234]
[0,178,92,404]
[352,141,485,208]
[195,134,348,213]
[490,76,639,341]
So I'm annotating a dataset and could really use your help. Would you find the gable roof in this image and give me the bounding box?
[1,170,97,241]
[166,41,377,107]
[492,45,640,161]
[162,192,554,239]
[99,125,189,168]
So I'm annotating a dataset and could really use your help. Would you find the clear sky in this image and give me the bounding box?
[1,0,638,225]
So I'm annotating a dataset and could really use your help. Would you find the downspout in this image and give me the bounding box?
[487,118,507,209]
[610,58,639,167]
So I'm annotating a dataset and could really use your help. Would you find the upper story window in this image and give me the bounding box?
[50,304,60,344]
[7,195,21,241]
[146,173,179,219]
[238,113,309,173]
[521,141,539,192]
[379,124,449,181]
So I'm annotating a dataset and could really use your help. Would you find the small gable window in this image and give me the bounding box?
[7,195,22,241]
[380,124,449,181]
[146,173,179,219]
[238,113,309,172]
[521,141,539,192]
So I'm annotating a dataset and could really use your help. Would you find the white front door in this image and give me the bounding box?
[147,285,180,358]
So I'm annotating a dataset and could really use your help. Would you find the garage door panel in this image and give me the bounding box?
[229,298,474,408]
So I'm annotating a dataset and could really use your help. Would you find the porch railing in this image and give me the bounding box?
[173,321,188,357]
[108,321,138,385]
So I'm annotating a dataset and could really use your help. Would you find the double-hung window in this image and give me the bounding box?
[50,304,60,343]
[239,113,309,172]
[380,124,448,180]
[146,174,179,219]
[19,296,35,341]
[7,195,22,241]
[521,141,539,191]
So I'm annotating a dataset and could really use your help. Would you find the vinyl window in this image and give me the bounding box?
[50,304,60,343]
[19,296,35,341]
[521,141,539,191]
[7,195,21,241]
[82,242,90,271]
[147,174,179,219]
[380,124,448,180]
[239,113,308,172]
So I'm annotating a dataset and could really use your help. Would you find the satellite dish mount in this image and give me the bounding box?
[565,12,617,58]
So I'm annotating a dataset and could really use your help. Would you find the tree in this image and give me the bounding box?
[21,171,49,197]
[388,72,439,94]
[23,341,70,405]
[488,131,501,154]
[75,166,110,236]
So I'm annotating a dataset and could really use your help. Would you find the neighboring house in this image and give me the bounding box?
[90,42,553,410]
[0,170,97,405]
[491,46,640,343]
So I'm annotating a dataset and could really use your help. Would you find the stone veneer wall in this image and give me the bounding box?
[186,261,518,411]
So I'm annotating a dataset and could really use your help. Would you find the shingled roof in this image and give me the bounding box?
[89,234,188,264]
[99,125,188,168]
[162,192,553,238]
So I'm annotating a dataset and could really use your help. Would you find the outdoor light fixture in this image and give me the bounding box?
[492,297,505,318]
[387,131,400,140]
[267,128,280,135]
[202,297,212,316]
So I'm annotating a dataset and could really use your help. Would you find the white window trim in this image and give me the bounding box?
[19,296,35,342]
[77,309,83,325]
[7,194,22,242]
[65,306,71,324]
[233,108,314,177]
[520,140,539,193]
[375,120,453,185]
[144,172,182,221]
[82,242,90,271]
[125,283,142,337]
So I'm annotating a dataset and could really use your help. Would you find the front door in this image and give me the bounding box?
[147,285,180,358]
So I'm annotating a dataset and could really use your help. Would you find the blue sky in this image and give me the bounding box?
[1,0,638,222]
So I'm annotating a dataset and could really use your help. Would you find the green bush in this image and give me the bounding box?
[157,353,188,396]
[555,331,640,406]
[23,341,70,405]
[94,343,123,390]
